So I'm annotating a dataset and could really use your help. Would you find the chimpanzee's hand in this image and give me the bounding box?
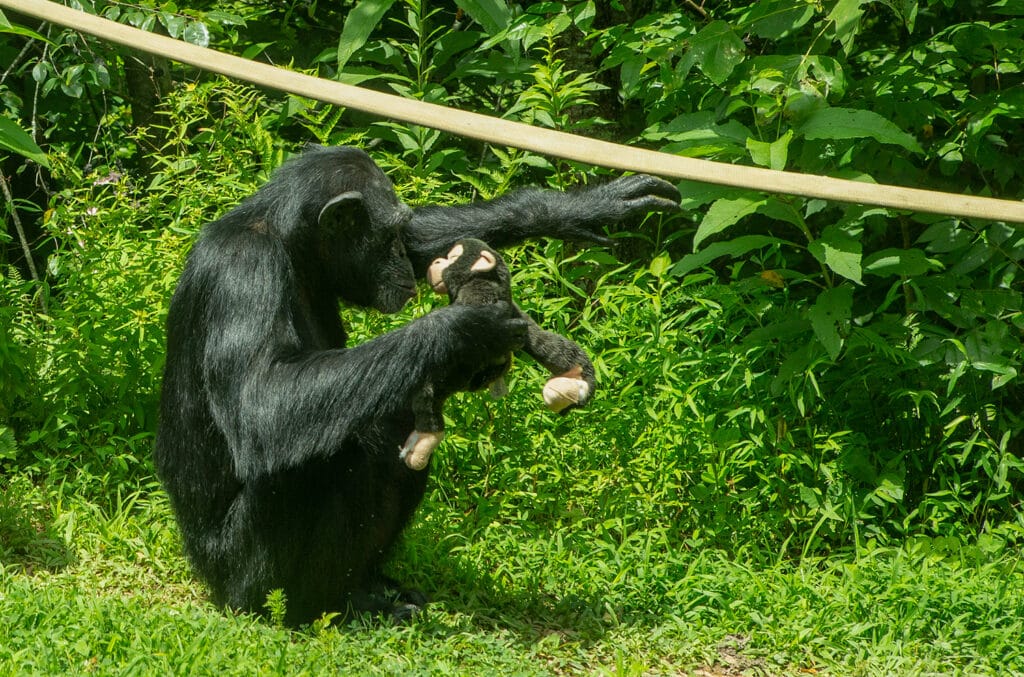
[443,302,528,371]
[559,174,681,244]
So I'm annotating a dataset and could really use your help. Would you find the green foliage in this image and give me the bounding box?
[2,0,1021,548]
[581,0,1024,550]
[0,79,293,488]
[263,589,289,628]
[1,2,1024,671]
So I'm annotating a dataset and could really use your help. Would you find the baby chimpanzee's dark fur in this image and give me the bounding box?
[154,145,680,625]
[400,239,595,470]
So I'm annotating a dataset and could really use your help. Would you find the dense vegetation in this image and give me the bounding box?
[2,0,1023,673]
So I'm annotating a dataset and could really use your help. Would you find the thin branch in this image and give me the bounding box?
[0,169,49,314]
[0,37,36,85]
[684,0,708,20]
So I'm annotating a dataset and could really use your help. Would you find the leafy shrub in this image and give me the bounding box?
[1,0,1022,551]
[0,79,297,490]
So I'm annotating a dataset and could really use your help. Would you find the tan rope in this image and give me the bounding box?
[5,0,1024,223]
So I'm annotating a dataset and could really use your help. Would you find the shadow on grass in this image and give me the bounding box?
[392,545,624,648]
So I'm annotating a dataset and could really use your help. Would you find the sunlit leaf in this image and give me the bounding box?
[0,9,51,42]
[827,0,868,54]
[863,248,936,277]
[798,107,923,153]
[456,0,511,36]
[809,226,862,283]
[693,196,765,251]
[0,115,50,167]
[746,0,816,40]
[686,20,745,85]
[671,235,779,277]
[747,130,793,170]
[183,21,210,47]
[337,0,398,71]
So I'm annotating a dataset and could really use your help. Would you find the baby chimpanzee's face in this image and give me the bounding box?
[426,239,504,298]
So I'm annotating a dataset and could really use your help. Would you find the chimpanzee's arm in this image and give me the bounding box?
[197,236,526,481]
[403,175,680,275]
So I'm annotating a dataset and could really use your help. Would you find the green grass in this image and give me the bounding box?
[2,469,1022,676]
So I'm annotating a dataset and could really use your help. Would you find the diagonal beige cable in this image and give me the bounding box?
[5,0,1024,223]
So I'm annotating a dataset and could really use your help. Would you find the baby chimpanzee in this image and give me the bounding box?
[399,239,595,470]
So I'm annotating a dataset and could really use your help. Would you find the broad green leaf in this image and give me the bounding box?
[875,474,905,503]
[649,253,672,278]
[878,0,919,32]
[571,0,596,31]
[827,0,868,54]
[693,196,765,251]
[863,248,935,277]
[456,0,511,36]
[643,112,751,158]
[0,115,49,168]
[991,366,1018,390]
[798,107,923,153]
[242,42,274,60]
[799,485,821,509]
[950,242,994,277]
[338,0,398,71]
[746,130,793,170]
[674,180,749,210]
[162,12,186,39]
[808,285,853,360]
[809,226,862,283]
[686,20,745,85]
[917,220,972,254]
[204,11,246,26]
[671,235,778,277]
[183,21,210,47]
[745,0,816,40]
[757,197,806,231]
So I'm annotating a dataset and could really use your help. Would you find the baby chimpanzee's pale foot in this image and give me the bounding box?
[399,430,445,470]
[542,365,591,413]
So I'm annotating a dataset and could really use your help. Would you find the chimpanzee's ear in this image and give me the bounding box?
[470,249,497,273]
[318,191,366,231]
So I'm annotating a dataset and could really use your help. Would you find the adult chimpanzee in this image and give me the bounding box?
[154,145,679,625]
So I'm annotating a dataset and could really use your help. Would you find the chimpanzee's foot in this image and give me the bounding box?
[379,575,428,608]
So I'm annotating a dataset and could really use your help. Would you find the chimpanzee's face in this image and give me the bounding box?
[362,211,416,313]
[318,166,416,313]
[426,241,498,297]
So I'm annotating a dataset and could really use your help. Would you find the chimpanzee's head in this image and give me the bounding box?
[313,148,416,313]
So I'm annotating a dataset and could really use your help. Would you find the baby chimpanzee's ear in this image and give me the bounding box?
[318,191,366,232]
[470,249,497,273]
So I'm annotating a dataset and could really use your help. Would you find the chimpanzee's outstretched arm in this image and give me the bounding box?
[403,175,681,275]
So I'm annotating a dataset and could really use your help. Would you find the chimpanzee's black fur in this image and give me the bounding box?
[154,145,680,625]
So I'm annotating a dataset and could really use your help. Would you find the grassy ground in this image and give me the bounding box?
[2,467,1022,676]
